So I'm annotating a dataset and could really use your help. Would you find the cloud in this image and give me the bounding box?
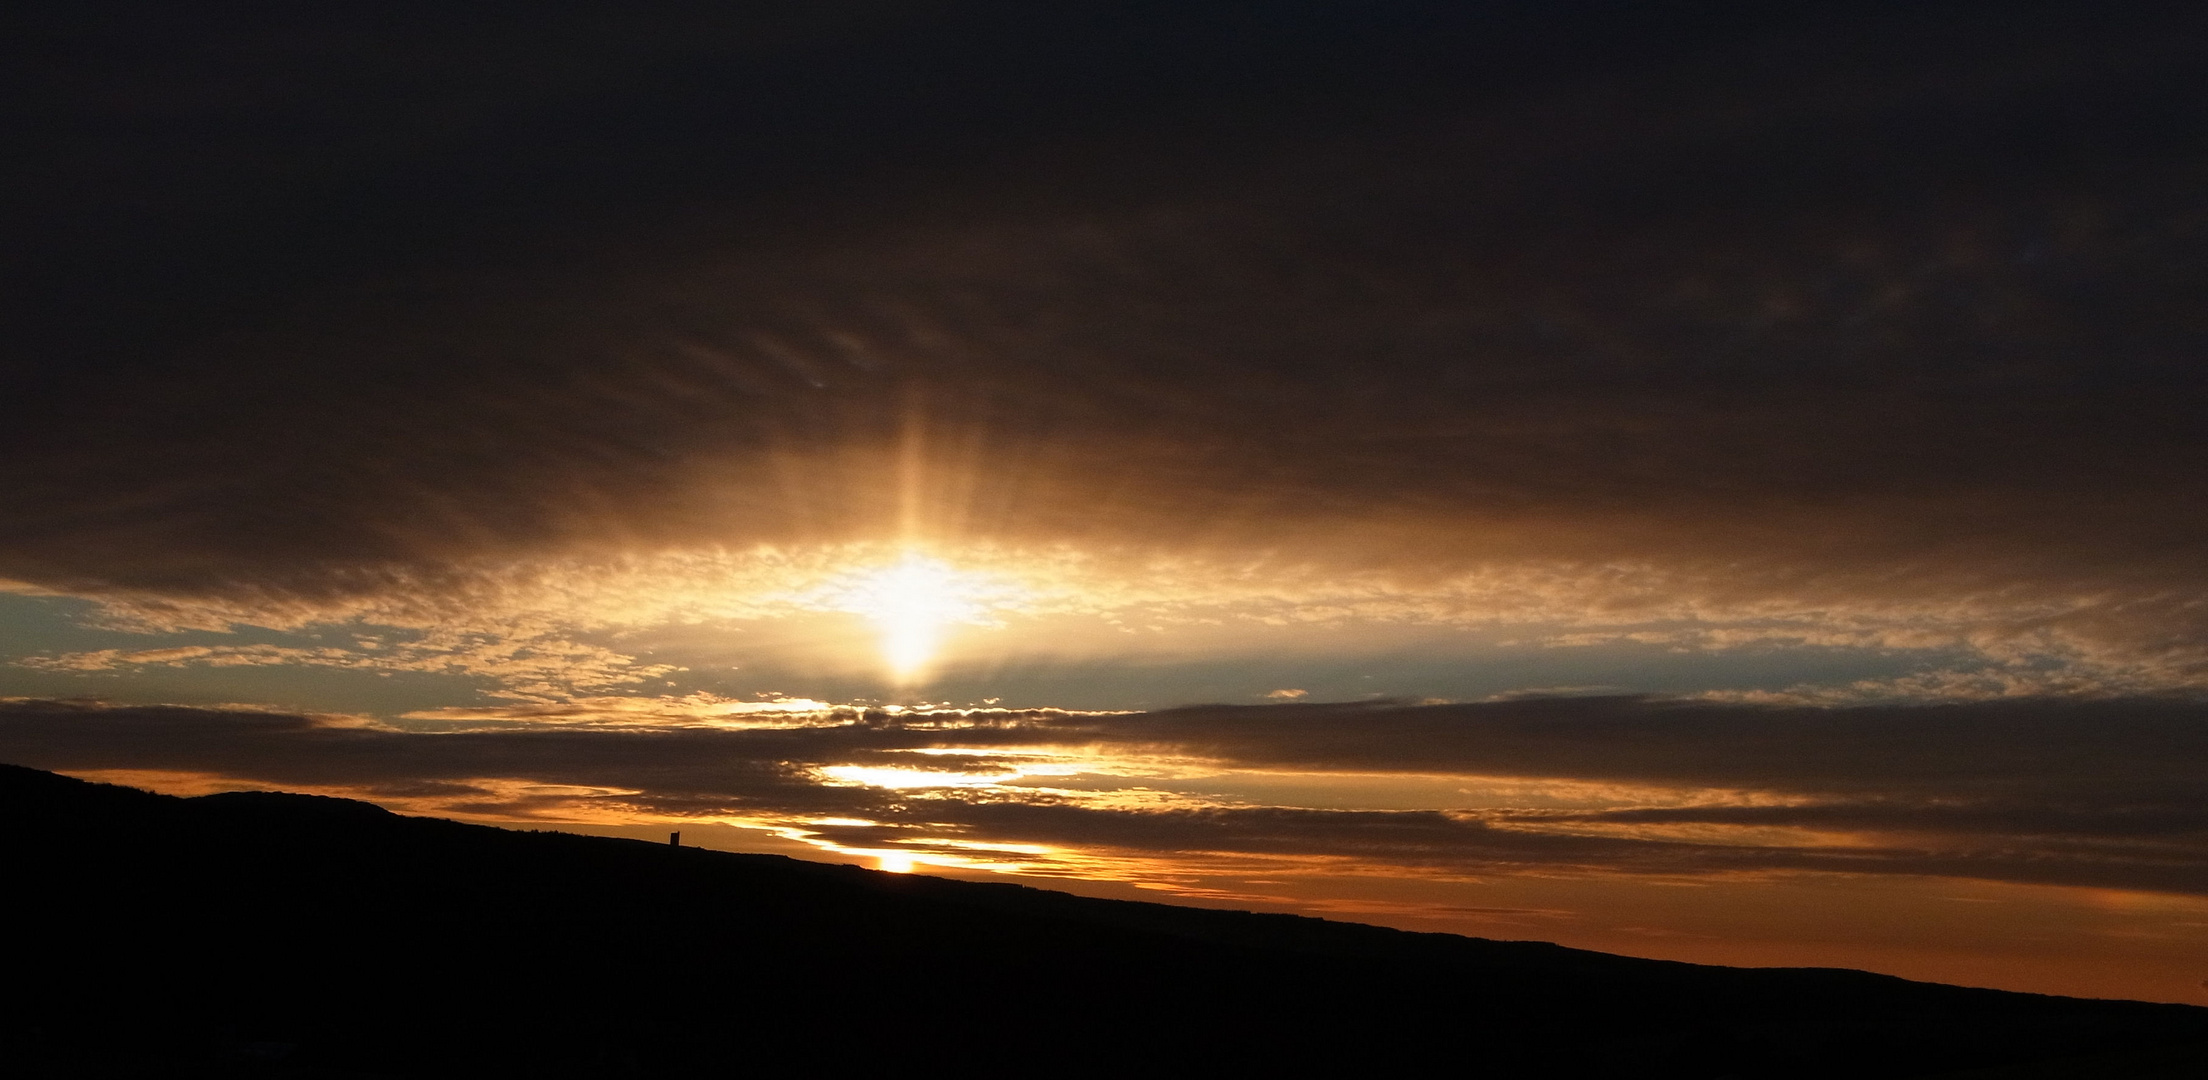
[14,540,2208,702]
[1058,698,2208,836]
[0,4,2200,693]
[16,630,680,700]
[8,693,2208,897]
[403,694,858,730]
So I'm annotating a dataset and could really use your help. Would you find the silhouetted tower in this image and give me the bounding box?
[669,831,680,847]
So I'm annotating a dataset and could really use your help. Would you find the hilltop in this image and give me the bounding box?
[3,763,2201,1077]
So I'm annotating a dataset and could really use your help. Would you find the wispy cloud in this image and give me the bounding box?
[15,543,2208,701]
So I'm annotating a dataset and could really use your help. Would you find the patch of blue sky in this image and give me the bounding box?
[0,592,489,716]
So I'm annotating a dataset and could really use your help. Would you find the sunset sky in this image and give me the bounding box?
[6,0,2207,1003]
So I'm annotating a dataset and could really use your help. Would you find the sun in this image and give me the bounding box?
[815,548,1025,684]
[839,551,989,684]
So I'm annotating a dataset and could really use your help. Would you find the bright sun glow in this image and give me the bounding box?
[832,551,996,683]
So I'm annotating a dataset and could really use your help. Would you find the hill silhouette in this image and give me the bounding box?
[4,763,2203,1077]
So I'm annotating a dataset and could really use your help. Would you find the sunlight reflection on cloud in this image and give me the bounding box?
[9,536,2205,705]
[16,696,2208,914]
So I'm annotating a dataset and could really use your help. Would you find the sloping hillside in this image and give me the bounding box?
[4,764,2201,1077]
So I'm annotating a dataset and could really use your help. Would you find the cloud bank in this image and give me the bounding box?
[9,694,2205,896]
[2,4,2202,697]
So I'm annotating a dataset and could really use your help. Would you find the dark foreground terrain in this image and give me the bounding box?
[5,764,2203,1077]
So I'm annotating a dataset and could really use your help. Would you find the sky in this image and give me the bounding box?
[5,0,2208,1003]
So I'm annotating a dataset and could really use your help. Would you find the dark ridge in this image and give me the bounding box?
[4,763,2202,1077]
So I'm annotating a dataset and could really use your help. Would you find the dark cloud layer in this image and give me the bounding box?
[1089,697,2208,798]
[5,1,2206,606]
[8,694,2206,894]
